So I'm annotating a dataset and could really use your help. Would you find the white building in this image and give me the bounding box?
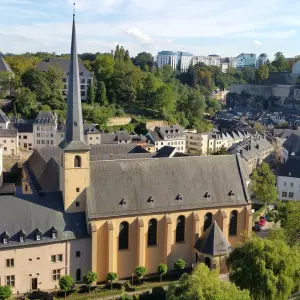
[192,55,221,67]
[157,51,193,71]
[236,53,256,70]
[277,156,300,201]
[147,125,186,153]
[280,133,300,164]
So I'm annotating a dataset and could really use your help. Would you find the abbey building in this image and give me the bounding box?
[0,15,252,294]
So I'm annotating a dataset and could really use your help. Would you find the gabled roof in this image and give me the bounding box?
[0,129,17,137]
[0,109,9,123]
[34,111,56,125]
[283,133,300,155]
[194,221,232,256]
[279,156,300,178]
[0,55,13,73]
[87,154,250,219]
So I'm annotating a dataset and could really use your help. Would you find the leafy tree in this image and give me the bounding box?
[242,67,256,83]
[40,104,52,111]
[87,81,96,105]
[0,286,12,300]
[256,65,270,84]
[271,52,289,72]
[254,123,265,134]
[174,258,186,270]
[15,87,38,117]
[167,263,250,300]
[227,237,300,300]
[157,263,168,282]
[83,271,98,293]
[212,146,229,155]
[206,98,221,116]
[0,72,12,98]
[59,275,74,298]
[96,81,108,106]
[107,272,118,290]
[92,53,115,82]
[133,52,154,70]
[251,163,278,207]
[135,266,147,283]
[154,85,177,118]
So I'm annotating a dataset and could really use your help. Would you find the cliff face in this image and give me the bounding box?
[227,84,300,108]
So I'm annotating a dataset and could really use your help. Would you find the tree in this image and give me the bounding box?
[167,263,250,300]
[251,163,278,207]
[154,85,177,118]
[242,67,256,83]
[157,263,168,282]
[0,72,11,98]
[96,81,108,106]
[15,87,38,117]
[271,52,289,72]
[227,237,300,300]
[87,81,95,105]
[40,104,52,111]
[174,258,186,270]
[0,286,12,300]
[135,266,147,283]
[254,123,265,134]
[256,65,269,84]
[205,98,221,116]
[83,271,98,293]
[133,52,154,70]
[212,146,229,155]
[107,272,118,290]
[59,275,74,299]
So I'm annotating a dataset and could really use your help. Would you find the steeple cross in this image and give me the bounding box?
[73,1,76,16]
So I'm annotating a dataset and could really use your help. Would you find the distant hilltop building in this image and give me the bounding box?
[36,58,93,101]
[0,53,14,97]
[157,51,193,72]
[257,53,268,67]
[235,53,256,70]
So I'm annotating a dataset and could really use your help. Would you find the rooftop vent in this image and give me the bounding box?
[120,199,127,206]
[228,190,235,196]
[204,192,211,199]
[176,194,183,201]
[147,196,154,203]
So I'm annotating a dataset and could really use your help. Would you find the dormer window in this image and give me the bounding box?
[120,199,127,206]
[3,237,8,244]
[20,235,24,243]
[176,194,183,201]
[19,231,26,243]
[52,228,58,239]
[36,234,41,241]
[204,192,211,199]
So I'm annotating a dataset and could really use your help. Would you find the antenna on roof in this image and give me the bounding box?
[73,1,76,16]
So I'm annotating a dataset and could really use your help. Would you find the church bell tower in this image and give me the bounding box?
[59,12,90,213]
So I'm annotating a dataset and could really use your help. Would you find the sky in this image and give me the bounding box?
[1,0,300,59]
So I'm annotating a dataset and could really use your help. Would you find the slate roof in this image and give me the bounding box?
[87,154,250,219]
[0,190,88,249]
[36,58,92,76]
[273,129,300,140]
[194,221,232,256]
[282,133,300,155]
[0,55,13,73]
[148,125,185,142]
[11,122,33,133]
[279,156,300,178]
[153,146,177,158]
[34,111,56,125]
[0,129,17,137]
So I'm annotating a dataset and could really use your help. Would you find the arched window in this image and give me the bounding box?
[204,213,212,232]
[176,215,185,243]
[148,219,157,246]
[74,155,82,168]
[119,221,129,250]
[229,210,238,236]
[76,269,81,282]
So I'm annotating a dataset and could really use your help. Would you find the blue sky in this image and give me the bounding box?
[1,0,300,59]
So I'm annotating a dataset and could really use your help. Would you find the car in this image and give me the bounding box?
[252,222,261,231]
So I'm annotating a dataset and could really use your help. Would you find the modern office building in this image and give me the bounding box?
[235,53,256,70]
[257,53,268,67]
[157,51,193,71]
[192,55,221,67]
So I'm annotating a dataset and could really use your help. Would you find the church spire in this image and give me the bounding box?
[59,13,90,151]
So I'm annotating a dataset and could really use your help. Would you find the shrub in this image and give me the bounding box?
[135,266,147,282]
[83,271,98,293]
[157,263,168,282]
[59,275,74,298]
[107,272,118,290]
[119,293,133,300]
[0,286,12,300]
[174,258,186,270]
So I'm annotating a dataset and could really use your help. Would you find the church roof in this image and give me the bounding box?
[87,154,250,219]
[194,221,232,256]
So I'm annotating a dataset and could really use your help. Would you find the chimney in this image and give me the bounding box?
[256,144,259,149]
[240,149,243,155]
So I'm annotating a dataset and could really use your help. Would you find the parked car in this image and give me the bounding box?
[252,222,261,231]
[258,216,266,226]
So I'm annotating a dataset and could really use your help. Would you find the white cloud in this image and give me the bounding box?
[253,40,262,46]
[123,27,150,42]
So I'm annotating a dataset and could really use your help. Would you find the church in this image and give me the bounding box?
[0,14,252,294]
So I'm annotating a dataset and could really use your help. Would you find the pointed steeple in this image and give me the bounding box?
[59,14,90,151]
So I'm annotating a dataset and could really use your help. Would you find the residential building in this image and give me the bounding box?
[277,155,300,201]
[36,58,93,101]
[235,53,256,70]
[33,111,57,147]
[0,15,253,294]
[229,134,274,172]
[186,131,209,155]
[257,53,268,67]
[281,133,300,164]
[0,129,18,156]
[157,51,193,71]
[13,122,34,151]
[147,125,186,153]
